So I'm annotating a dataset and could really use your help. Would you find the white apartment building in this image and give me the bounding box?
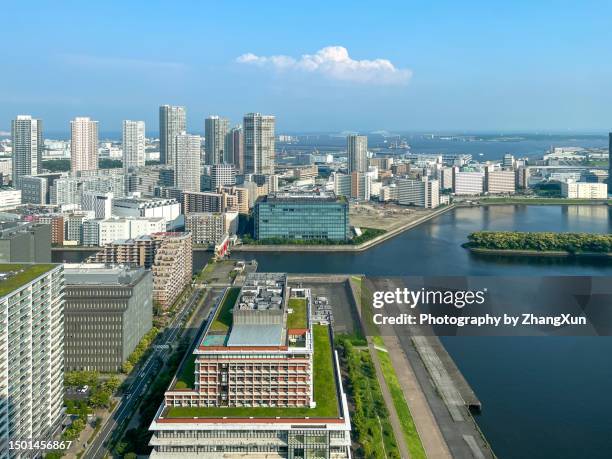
[0,264,64,458]
[439,167,454,190]
[0,158,12,185]
[454,170,485,195]
[81,191,113,219]
[0,189,21,211]
[333,172,371,201]
[397,177,440,208]
[243,113,275,175]
[71,117,99,172]
[82,216,167,246]
[159,105,186,166]
[210,164,236,189]
[561,181,608,199]
[485,168,516,194]
[185,211,238,245]
[123,120,146,171]
[379,183,399,202]
[174,133,201,192]
[112,197,180,223]
[11,115,43,188]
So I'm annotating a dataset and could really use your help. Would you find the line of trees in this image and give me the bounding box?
[336,335,401,459]
[466,231,612,253]
[242,228,386,246]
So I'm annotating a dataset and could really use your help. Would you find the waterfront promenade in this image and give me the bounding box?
[232,204,456,253]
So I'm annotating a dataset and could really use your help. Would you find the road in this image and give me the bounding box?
[84,285,212,459]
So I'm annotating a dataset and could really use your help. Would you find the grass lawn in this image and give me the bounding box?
[196,262,216,281]
[166,325,339,419]
[337,335,400,458]
[209,287,240,332]
[0,264,57,297]
[287,298,307,329]
[376,344,426,459]
[174,354,197,389]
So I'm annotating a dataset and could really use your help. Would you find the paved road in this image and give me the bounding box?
[84,286,210,459]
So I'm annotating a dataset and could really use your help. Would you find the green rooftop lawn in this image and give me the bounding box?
[174,353,197,389]
[166,325,339,419]
[0,264,57,298]
[209,287,240,332]
[287,298,308,329]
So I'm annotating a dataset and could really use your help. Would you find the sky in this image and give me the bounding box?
[2,0,612,134]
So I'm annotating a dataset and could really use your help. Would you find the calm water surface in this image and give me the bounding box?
[232,205,612,459]
[54,205,612,459]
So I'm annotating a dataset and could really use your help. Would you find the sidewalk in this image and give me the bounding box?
[382,334,452,459]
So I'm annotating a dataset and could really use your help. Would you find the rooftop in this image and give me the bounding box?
[63,263,147,286]
[226,323,284,347]
[165,324,339,420]
[0,263,57,298]
[262,191,342,203]
[287,297,308,330]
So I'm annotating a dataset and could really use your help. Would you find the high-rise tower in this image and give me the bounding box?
[122,120,146,172]
[70,117,99,172]
[11,115,43,188]
[159,105,186,166]
[243,113,275,175]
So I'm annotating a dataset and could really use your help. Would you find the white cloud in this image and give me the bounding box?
[236,46,412,85]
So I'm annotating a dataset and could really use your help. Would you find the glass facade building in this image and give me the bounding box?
[254,192,349,242]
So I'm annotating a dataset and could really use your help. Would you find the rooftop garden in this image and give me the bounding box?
[209,287,240,333]
[173,354,197,390]
[166,325,339,419]
[287,298,308,329]
[0,264,57,298]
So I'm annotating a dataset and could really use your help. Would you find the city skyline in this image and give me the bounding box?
[2,1,611,133]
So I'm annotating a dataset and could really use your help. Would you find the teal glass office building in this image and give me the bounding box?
[254,192,349,241]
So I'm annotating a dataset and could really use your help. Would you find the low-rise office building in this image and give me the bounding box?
[148,273,352,458]
[561,180,608,199]
[112,197,180,223]
[0,221,51,262]
[82,216,166,246]
[254,192,349,242]
[0,188,21,211]
[63,264,153,372]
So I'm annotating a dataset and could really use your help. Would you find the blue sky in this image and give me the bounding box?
[2,0,611,134]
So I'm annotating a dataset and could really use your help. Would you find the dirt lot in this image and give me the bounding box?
[349,201,435,231]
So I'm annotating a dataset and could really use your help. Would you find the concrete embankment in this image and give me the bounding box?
[233,204,455,253]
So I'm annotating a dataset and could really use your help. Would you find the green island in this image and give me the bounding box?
[465,231,612,255]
